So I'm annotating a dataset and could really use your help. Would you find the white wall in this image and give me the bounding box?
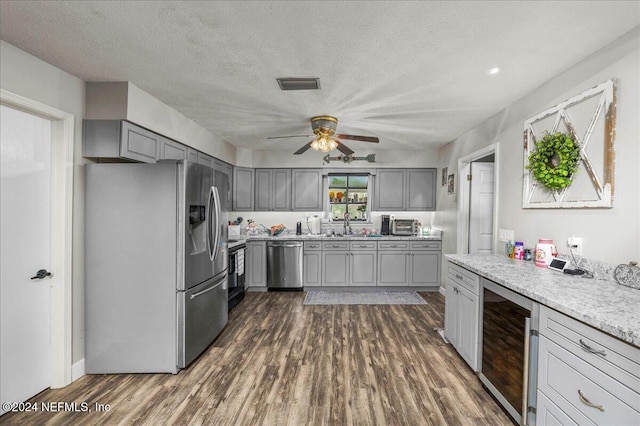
[249,147,440,168]
[435,27,640,267]
[0,40,86,364]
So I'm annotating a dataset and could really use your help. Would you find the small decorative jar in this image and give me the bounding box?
[524,249,532,261]
[535,239,557,268]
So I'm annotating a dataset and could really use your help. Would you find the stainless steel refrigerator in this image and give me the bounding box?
[85,160,229,374]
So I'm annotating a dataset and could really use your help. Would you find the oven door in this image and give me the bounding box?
[479,278,539,426]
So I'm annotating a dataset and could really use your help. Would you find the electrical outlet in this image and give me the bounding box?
[568,236,583,255]
[498,229,514,242]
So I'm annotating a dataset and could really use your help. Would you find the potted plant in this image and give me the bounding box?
[357,204,367,220]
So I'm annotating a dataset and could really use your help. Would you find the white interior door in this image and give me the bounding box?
[468,162,495,254]
[1,105,52,414]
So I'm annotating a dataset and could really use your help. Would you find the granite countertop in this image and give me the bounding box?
[232,233,442,242]
[445,254,640,347]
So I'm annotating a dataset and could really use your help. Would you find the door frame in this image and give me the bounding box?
[1,89,74,388]
[457,143,499,254]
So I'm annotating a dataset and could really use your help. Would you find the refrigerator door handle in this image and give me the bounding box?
[207,186,215,261]
[211,186,222,260]
[190,279,224,299]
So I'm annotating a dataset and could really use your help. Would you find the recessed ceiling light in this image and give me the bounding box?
[487,67,501,75]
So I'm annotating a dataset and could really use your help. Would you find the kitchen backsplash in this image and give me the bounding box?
[229,211,436,234]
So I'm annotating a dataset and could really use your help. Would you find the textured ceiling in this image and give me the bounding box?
[1,1,638,152]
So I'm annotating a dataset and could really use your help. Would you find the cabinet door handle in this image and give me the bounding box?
[390,244,398,248]
[579,339,607,357]
[578,390,604,412]
[455,274,463,280]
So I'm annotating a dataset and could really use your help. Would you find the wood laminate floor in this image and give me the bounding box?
[1,292,512,425]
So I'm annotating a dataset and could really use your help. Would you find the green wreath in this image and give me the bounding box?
[527,131,580,191]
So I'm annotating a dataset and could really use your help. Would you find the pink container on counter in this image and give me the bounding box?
[535,239,557,268]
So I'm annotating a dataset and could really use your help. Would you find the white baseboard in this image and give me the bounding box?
[72,358,85,382]
[439,286,446,296]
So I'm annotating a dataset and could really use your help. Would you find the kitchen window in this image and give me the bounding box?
[328,174,369,221]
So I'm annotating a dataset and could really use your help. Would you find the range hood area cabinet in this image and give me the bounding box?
[255,169,292,211]
[373,168,436,211]
[84,120,161,163]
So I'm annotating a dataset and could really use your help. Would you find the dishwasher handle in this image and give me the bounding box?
[267,241,303,248]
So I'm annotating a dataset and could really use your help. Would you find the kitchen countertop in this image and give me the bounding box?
[445,254,640,347]
[231,233,442,242]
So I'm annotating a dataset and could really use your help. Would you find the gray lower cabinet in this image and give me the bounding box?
[292,169,323,211]
[408,241,441,287]
[233,167,255,211]
[303,241,322,286]
[536,305,640,426]
[444,262,480,370]
[83,120,160,163]
[255,169,291,211]
[377,241,410,286]
[373,168,436,211]
[246,241,266,288]
[321,241,349,286]
[349,241,377,286]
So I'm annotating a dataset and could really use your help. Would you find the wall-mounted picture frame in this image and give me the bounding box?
[442,167,448,186]
[447,174,455,194]
[522,79,616,209]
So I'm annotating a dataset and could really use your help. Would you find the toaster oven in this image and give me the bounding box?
[391,219,418,236]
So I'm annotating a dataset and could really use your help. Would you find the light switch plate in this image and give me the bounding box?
[498,229,514,242]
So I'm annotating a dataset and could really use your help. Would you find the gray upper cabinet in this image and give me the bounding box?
[197,152,214,169]
[83,120,160,163]
[233,167,255,211]
[187,148,198,164]
[374,169,405,210]
[373,168,436,211]
[254,169,291,211]
[406,169,436,211]
[158,137,187,161]
[291,169,323,211]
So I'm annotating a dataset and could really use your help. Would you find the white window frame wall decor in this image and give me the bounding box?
[522,79,616,209]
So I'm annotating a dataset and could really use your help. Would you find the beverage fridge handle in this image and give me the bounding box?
[522,317,531,426]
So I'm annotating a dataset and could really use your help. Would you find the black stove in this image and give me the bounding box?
[228,240,246,311]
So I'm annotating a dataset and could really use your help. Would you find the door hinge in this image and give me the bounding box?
[467,174,472,181]
[528,406,536,415]
[530,329,539,337]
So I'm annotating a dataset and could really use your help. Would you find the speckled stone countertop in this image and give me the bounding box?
[232,234,442,242]
[445,254,640,348]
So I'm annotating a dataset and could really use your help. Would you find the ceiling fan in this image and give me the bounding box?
[267,115,379,155]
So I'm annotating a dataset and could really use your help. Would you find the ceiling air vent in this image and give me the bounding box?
[277,78,320,91]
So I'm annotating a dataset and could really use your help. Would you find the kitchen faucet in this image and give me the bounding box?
[344,212,351,235]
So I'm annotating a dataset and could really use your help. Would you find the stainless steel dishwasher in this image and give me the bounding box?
[267,240,303,289]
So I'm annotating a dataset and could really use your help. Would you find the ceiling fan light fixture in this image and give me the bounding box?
[310,136,337,152]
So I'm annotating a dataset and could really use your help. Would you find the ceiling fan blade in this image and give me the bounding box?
[294,141,314,155]
[336,134,379,143]
[335,141,354,156]
[267,135,312,139]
